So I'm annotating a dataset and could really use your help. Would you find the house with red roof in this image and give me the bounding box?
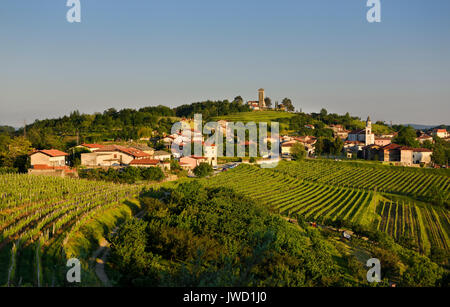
[81,145,151,167]
[179,156,208,170]
[416,134,433,144]
[369,143,433,166]
[30,149,68,168]
[77,143,105,152]
[433,129,448,139]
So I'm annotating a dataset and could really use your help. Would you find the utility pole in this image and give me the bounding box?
[23,119,27,138]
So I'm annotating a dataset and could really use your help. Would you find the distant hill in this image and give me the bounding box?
[405,124,443,130]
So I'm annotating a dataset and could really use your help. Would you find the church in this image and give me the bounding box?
[347,117,375,146]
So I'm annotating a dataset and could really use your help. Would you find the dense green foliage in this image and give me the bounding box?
[175,99,250,120]
[0,136,32,172]
[393,126,420,148]
[79,167,165,184]
[193,162,213,178]
[291,142,307,160]
[108,181,446,287]
[109,182,344,286]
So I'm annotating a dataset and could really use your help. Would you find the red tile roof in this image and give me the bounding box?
[129,159,160,165]
[381,143,402,150]
[412,148,433,152]
[94,145,150,158]
[81,143,105,149]
[31,149,68,157]
[32,164,70,170]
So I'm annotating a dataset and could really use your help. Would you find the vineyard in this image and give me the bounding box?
[205,161,450,253]
[274,160,450,200]
[0,174,143,286]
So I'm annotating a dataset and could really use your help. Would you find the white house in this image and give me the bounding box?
[433,129,448,139]
[412,148,433,165]
[81,145,150,167]
[153,150,172,161]
[204,144,218,167]
[30,149,68,168]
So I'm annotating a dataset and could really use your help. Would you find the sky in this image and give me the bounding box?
[0,0,449,127]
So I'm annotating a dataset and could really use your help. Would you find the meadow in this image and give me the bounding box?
[213,111,296,123]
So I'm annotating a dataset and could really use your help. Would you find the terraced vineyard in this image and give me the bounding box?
[0,174,143,286]
[274,160,450,200]
[206,162,450,253]
[375,199,449,251]
[205,164,377,227]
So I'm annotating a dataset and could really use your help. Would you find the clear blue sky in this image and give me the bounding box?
[1,0,449,127]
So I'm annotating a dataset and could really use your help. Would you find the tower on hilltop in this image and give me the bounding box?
[258,88,265,109]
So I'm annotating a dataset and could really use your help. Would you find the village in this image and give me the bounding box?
[24,89,450,177]
[27,105,449,178]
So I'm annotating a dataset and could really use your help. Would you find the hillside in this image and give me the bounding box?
[204,161,450,255]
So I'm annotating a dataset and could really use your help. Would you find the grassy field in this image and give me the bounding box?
[213,111,297,123]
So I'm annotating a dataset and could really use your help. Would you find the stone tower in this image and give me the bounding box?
[365,116,375,145]
[258,88,265,109]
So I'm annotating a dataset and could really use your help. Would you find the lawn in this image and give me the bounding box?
[213,111,297,123]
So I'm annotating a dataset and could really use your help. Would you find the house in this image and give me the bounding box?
[374,137,392,147]
[77,143,105,152]
[129,158,160,168]
[247,101,260,111]
[129,158,171,171]
[153,150,172,161]
[417,134,433,144]
[281,142,296,156]
[362,144,382,160]
[179,156,207,170]
[344,141,365,153]
[329,124,345,133]
[412,148,433,165]
[329,124,350,138]
[335,130,350,140]
[304,124,315,130]
[433,129,448,139]
[347,117,375,146]
[81,145,150,167]
[204,144,218,167]
[30,149,68,168]
[375,144,432,166]
[130,144,155,156]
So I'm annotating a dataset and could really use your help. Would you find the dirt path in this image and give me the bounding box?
[92,210,147,287]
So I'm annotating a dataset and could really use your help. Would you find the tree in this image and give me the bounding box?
[0,136,32,172]
[314,138,325,156]
[264,97,272,109]
[281,98,295,112]
[332,137,344,155]
[68,147,90,167]
[233,96,243,105]
[431,138,449,166]
[193,162,213,178]
[291,143,307,160]
[392,126,420,148]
